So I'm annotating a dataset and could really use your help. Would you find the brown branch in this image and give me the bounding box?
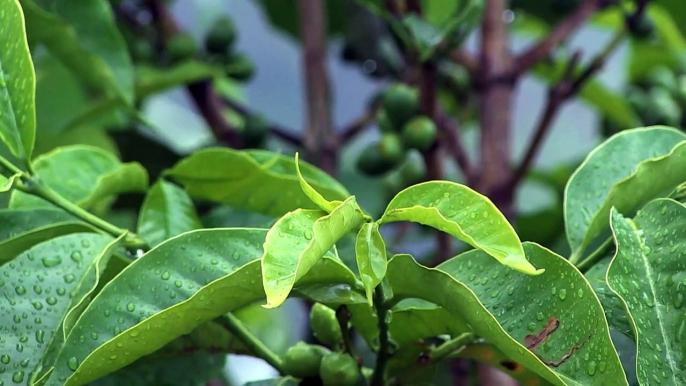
[221,98,302,146]
[145,0,242,148]
[437,111,476,183]
[297,0,335,175]
[449,49,479,75]
[513,0,601,77]
[335,103,381,145]
[510,30,626,187]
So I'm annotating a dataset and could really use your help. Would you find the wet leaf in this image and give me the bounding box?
[295,152,341,212]
[355,222,387,305]
[564,126,686,259]
[0,0,36,161]
[585,258,633,339]
[380,181,541,275]
[384,244,625,385]
[45,229,361,385]
[20,0,134,103]
[137,180,202,247]
[166,148,349,218]
[262,197,365,308]
[608,201,686,385]
[0,233,116,385]
[10,145,148,210]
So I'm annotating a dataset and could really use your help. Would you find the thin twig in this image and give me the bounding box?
[218,314,285,374]
[513,0,601,77]
[449,50,479,75]
[510,30,626,188]
[370,286,391,386]
[297,0,335,175]
[437,111,476,183]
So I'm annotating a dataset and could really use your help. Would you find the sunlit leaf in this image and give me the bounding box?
[355,222,386,304]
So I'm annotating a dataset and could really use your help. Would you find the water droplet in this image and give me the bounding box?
[587,360,597,375]
[91,332,98,340]
[63,274,75,283]
[558,289,567,300]
[0,355,9,364]
[536,312,544,321]
[19,359,29,368]
[577,289,584,298]
[174,280,182,288]
[32,302,43,310]
[643,293,655,307]
[42,256,62,268]
[161,272,170,280]
[304,231,313,240]
[675,293,684,309]
[56,288,66,296]
[15,343,23,352]
[11,371,24,383]
[126,303,135,312]
[104,310,111,317]
[81,239,91,248]
[67,357,79,371]
[35,330,44,343]
[287,224,294,231]
[15,286,26,295]
[46,297,57,305]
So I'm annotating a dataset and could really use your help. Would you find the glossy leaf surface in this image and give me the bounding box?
[380,181,541,275]
[565,127,686,258]
[608,201,686,385]
[262,197,365,308]
[0,0,36,160]
[355,222,387,304]
[10,146,148,210]
[137,180,201,247]
[295,152,341,212]
[167,148,349,217]
[0,233,115,385]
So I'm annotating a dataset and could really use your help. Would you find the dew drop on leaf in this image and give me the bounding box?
[558,289,567,300]
[35,330,44,344]
[67,357,79,371]
[12,371,24,383]
[41,256,62,268]
[0,355,9,364]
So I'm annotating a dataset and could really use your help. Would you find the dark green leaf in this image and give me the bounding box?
[10,145,148,210]
[46,229,361,385]
[355,222,386,304]
[262,197,365,308]
[20,0,134,103]
[607,200,686,385]
[256,0,346,41]
[380,181,541,275]
[565,127,686,259]
[167,148,349,218]
[584,257,633,339]
[0,233,117,384]
[0,0,36,161]
[137,180,202,247]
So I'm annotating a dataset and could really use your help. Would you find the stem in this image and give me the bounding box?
[576,237,614,272]
[17,181,127,238]
[428,333,476,364]
[336,305,356,356]
[371,286,391,386]
[0,155,23,175]
[220,313,286,374]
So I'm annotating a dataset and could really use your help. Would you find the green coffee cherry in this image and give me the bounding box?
[401,116,437,151]
[283,342,330,378]
[376,109,396,133]
[205,16,237,54]
[382,84,419,127]
[166,33,198,64]
[398,154,426,186]
[379,133,405,165]
[319,352,361,386]
[225,53,256,81]
[356,143,395,176]
[310,303,343,347]
[242,114,270,148]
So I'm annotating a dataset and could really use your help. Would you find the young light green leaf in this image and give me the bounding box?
[355,222,387,305]
[20,0,134,103]
[137,180,202,247]
[262,196,365,308]
[0,0,36,161]
[135,61,221,99]
[607,201,686,385]
[380,181,541,275]
[295,152,342,213]
[0,233,115,385]
[384,243,625,385]
[46,229,361,386]
[10,145,148,210]
[565,126,686,259]
[166,148,349,218]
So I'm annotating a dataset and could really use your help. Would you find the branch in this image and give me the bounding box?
[297,0,335,175]
[511,30,626,187]
[221,97,303,146]
[335,103,381,145]
[437,111,476,183]
[144,0,242,148]
[449,49,479,75]
[513,0,601,77]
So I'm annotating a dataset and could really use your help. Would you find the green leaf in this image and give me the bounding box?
[295,152,341,213]
[167,148,349,218]
[0,0,37,161]
[255,0,346,41]
[386,243,625,385]
[138,180,202,247]
[0,222,99,265]
[379,181,541,275]
[565,127,686,259]
[91,353,226,386]
[0,233,116,385]
[262,196,365,308]
[20,0,134,103]
[135,61,221,99]
[10,145,148,210]
[584,257,633,339]
[607,200,686,385]
[355,222,387,305]
[46,229,360,385]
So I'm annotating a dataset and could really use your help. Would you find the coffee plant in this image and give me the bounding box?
[1,0,686,385]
